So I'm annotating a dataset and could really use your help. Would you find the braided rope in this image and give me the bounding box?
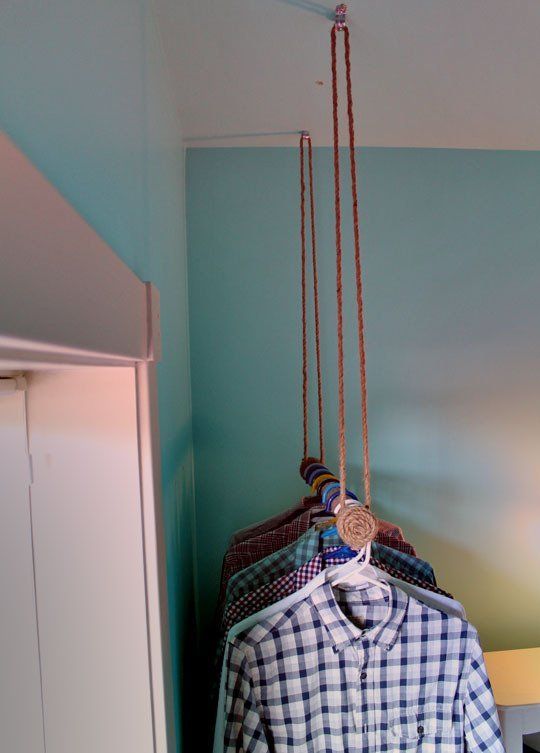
[307,137,325,463]
[299,134,325,463]
[299,137,309,460]
[330,27,347,506]
[331,20,376,549]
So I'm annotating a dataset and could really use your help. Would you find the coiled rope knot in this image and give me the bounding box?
[336,503,378,550]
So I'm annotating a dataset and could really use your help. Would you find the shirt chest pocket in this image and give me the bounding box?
[389,706,462,752]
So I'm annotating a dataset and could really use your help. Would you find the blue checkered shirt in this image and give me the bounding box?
[224,583,503,752]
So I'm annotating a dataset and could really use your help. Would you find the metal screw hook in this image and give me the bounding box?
[335,4,347,30]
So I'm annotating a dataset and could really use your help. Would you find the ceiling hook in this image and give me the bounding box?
[334,4,347,31]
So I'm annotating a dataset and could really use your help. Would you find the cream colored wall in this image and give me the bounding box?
[370,386,540,649]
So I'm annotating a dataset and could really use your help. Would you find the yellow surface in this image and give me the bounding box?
[484,648,540,707]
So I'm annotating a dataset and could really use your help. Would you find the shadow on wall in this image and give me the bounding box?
[273,0,333,20]
[368,468,539,652]
[159,421,197,752]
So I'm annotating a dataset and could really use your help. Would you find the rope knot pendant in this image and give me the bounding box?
[336,504,378,550]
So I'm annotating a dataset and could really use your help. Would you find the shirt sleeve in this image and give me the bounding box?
[224,641,269,753]
[463,633,505,752]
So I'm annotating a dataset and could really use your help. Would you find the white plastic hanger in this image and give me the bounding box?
[327,542,393,624]
[329,542,385,588]
[277,539,393,629]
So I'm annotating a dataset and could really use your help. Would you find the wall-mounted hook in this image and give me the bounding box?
[334,4,347,30]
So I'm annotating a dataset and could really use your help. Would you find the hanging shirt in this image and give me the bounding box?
[222,547,345,639]
[371,566,466,620]
[224,528,437,612]
[224,527,325,606]
[218,509,314,604]
[221,546,448,642]
[224,583,503,753]
[372,541,436,585]
[221,511,415,594]
[213,579,467,753]
[228,498,321,546]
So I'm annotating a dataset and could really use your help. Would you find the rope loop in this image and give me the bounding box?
[330,17,375,546]
[299,132,325,464]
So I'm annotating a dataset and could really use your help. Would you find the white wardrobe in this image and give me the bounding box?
[0,133,175,753]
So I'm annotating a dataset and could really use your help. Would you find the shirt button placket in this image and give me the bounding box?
[352,645,363,736]
[357,642,370,748]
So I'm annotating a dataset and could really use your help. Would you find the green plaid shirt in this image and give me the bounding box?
[225,528,321,607]
[224,528,435,609]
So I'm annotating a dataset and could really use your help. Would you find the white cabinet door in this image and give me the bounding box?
[27,368,155,753]
[0,389,46,753]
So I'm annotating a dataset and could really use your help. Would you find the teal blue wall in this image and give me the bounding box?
[0,2,194,749]
[187,147,540,653]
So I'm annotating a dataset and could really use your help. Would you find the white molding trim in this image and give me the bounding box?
[0,133,173,753]
[0,132,158,363]
[136,362,177,753]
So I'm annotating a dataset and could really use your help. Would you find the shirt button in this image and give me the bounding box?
[360,671,367,680]
[417,725,424,736]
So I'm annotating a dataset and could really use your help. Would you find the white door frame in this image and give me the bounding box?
[0,131,175,753]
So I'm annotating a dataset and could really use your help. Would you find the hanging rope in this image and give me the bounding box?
[299,132,325,463]
[299,135,309,460]
[344,26,371,509]
[308,136,325,464]
[330,26,347,506]
[330,10,378,549]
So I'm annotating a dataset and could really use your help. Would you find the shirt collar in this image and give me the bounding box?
[308,581,408,653]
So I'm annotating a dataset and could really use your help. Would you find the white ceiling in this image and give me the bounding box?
[153,0,540,149]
